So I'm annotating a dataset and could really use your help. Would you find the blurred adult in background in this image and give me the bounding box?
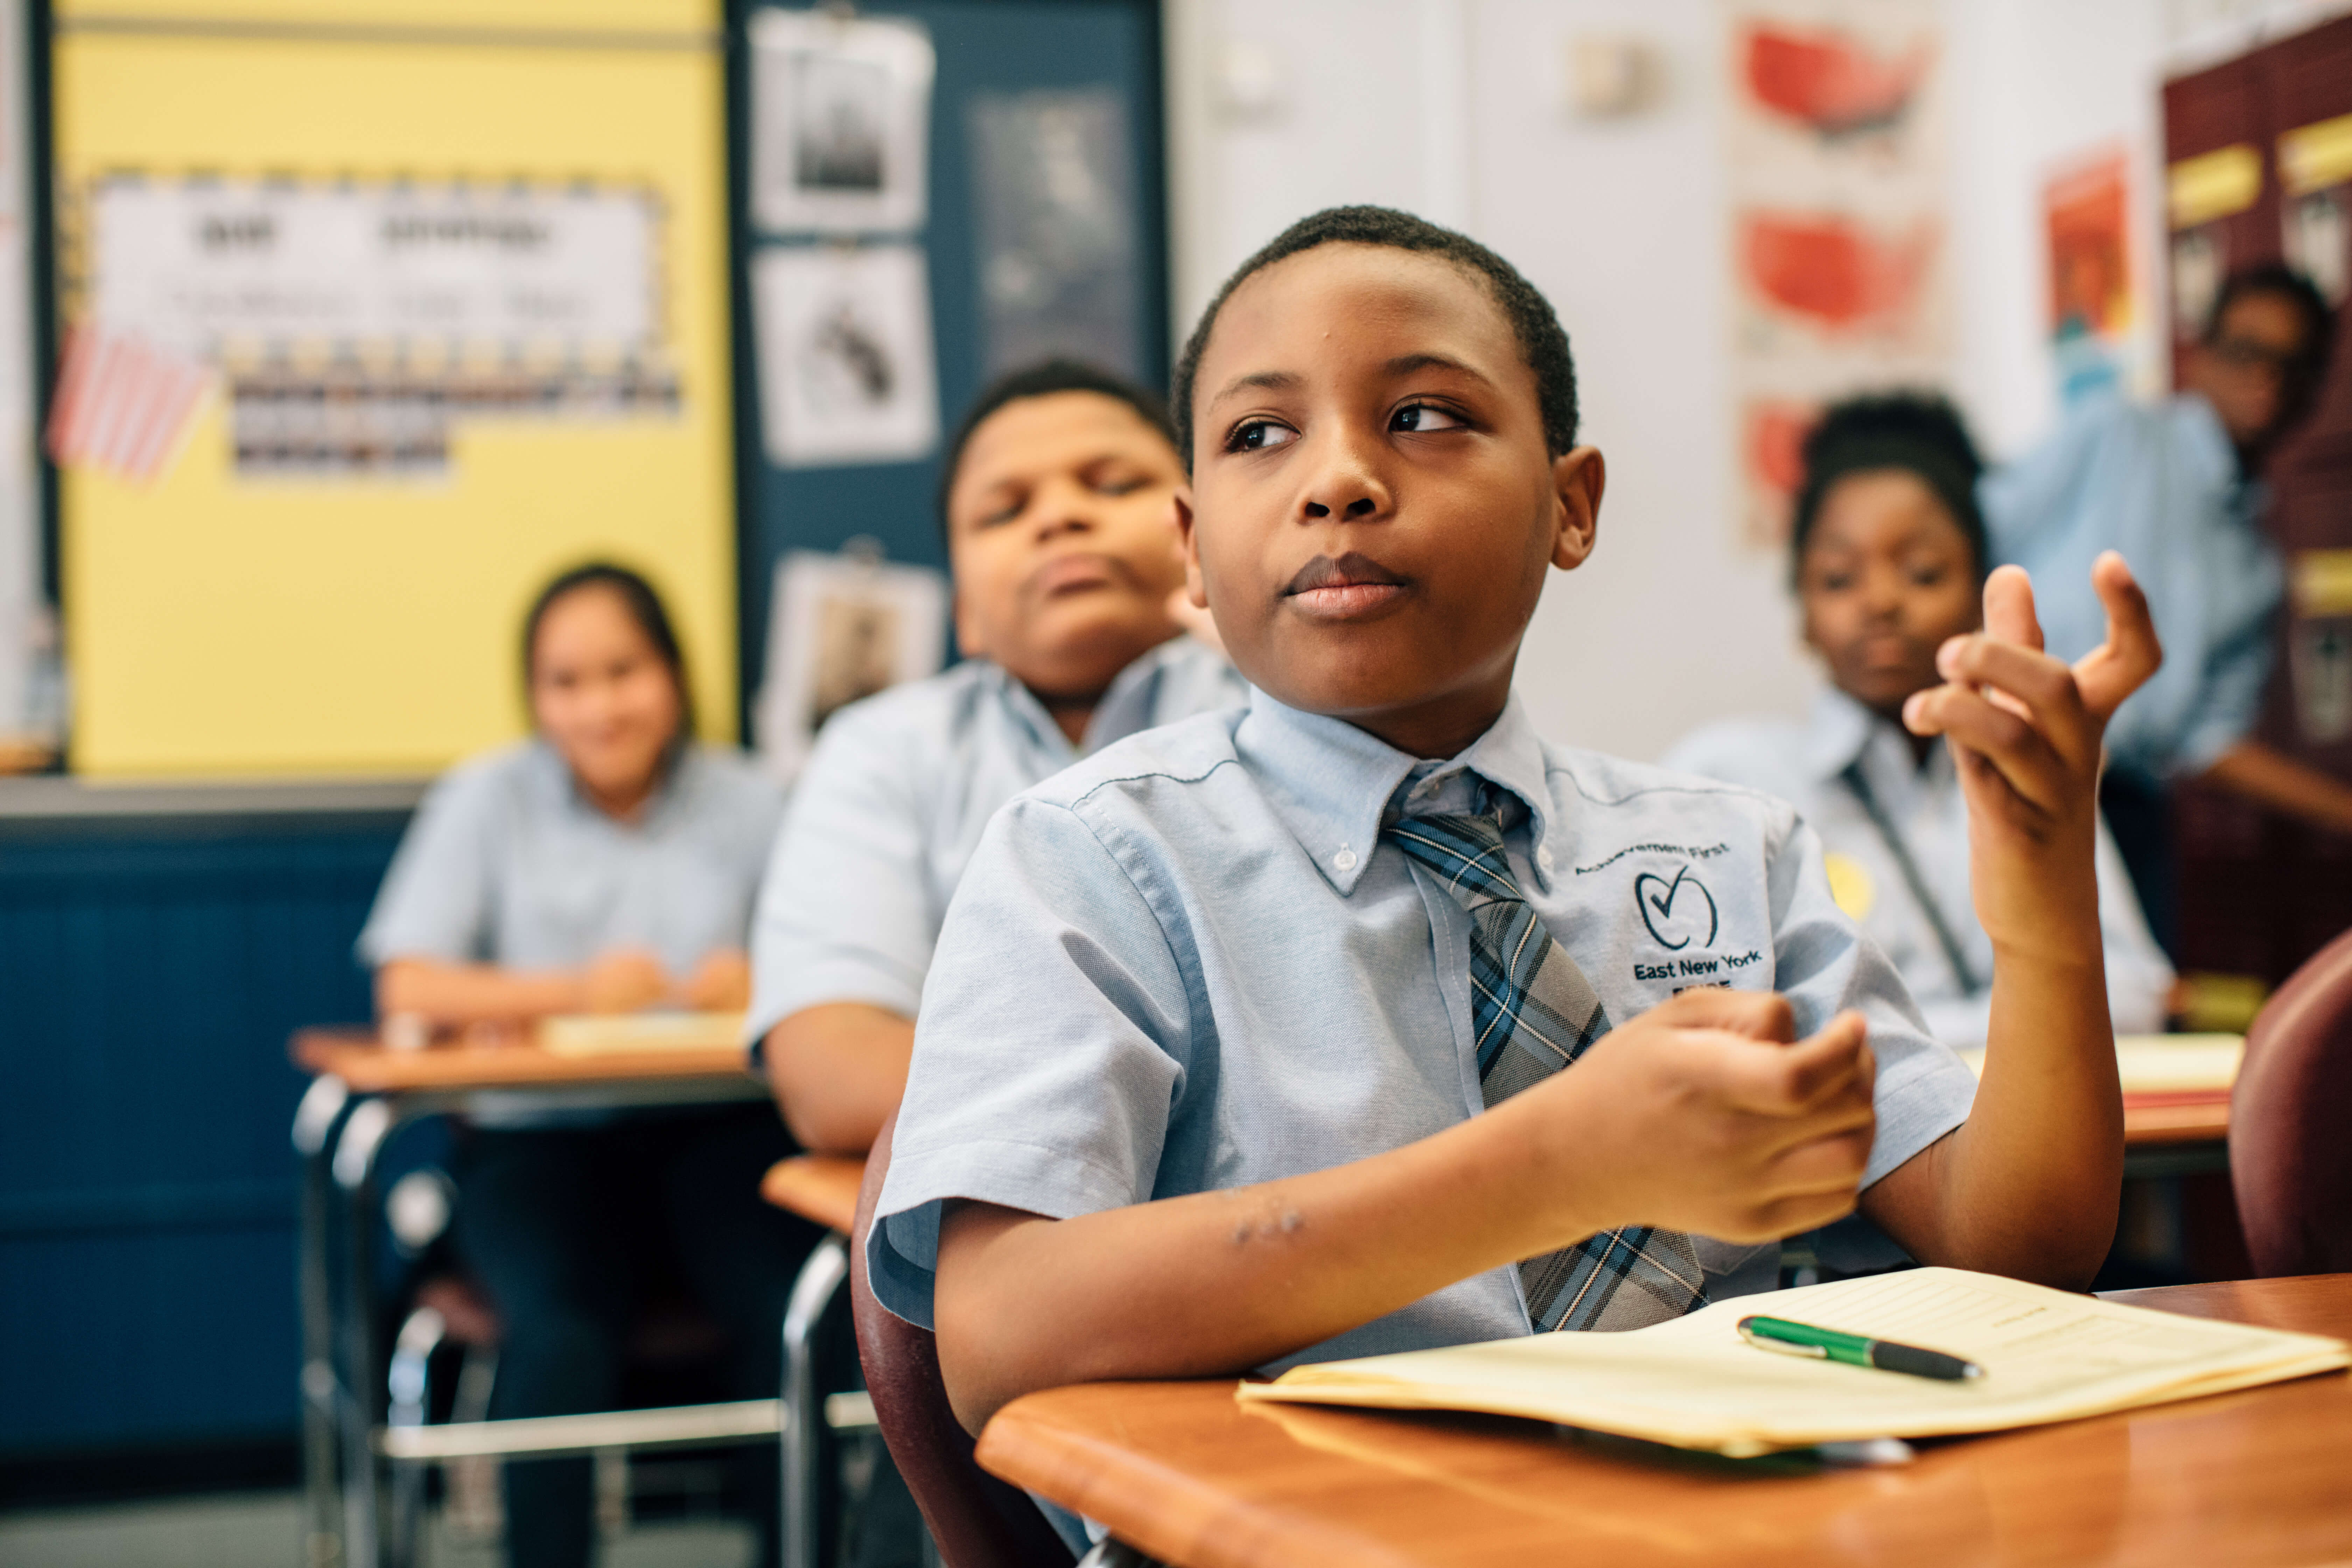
[1669,394,2173,1052]
[360,562,807,1568]
[1982,264,2344,950]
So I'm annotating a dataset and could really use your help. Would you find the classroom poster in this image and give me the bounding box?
[54,0,739,777]
[748,9,933,236]
[750,242,939,468]
[2043,146,2138,406]
[60,177,678,479]
[754,546,945,784]
[968,86,1142,378]
[1724,0,1953,547]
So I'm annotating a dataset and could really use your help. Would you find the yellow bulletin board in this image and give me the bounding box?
[53,0,736,776]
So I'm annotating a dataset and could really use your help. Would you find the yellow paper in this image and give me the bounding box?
[538,1011,748,1058]
[1953,1034,2242,1094]
[1240,1267,2347,1457]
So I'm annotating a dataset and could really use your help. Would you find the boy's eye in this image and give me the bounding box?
[1092,471,1148,497]
[1227,419,1298,453]
[1907,564,1948,588]
[1392,402,1466,433]
[1816,570,1855,593]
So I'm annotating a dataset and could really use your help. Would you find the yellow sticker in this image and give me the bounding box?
[2168,144,2262,229]
[1822,852,1876,921]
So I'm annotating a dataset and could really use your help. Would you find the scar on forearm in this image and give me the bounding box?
[1215,1187,1305,1245]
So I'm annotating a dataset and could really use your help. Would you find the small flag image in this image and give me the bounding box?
[45,325,216,483]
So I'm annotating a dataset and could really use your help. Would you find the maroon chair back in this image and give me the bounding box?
[2232,927,2352,1277]
[849,1115,1077,1568]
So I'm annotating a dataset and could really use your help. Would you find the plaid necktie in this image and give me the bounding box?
[1386,798,1706,1332]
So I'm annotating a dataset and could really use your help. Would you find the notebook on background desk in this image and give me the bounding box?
[538,1011,750,1057]
[1240,1267,2347,1457]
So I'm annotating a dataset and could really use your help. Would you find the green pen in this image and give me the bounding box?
[1736,1315,1984,1381]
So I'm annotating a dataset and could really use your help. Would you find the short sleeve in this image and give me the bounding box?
[357,765,501,967]
[744,706,940,1048]
[1765,812,1977,1187]
[2169,601,2277,775]
[866,796,1194,1330]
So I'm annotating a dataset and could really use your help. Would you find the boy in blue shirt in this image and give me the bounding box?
[869,208,2161,1433]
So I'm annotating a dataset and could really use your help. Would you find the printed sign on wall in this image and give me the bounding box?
[56,176,678,480]
[1724,0,1953,547]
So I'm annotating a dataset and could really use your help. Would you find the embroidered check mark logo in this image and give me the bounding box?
[1635,864,1718,951]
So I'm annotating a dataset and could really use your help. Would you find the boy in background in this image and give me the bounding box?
[867,208,2161,1448]
[749,360,1245,1154]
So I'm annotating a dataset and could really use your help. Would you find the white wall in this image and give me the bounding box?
[1168,0,1813,763]
[1166,0,2352,761]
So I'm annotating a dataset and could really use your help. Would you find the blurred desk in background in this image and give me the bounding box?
[290,1025,766,1568]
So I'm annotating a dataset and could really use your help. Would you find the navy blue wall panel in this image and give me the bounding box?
[0,826,400,1452]
[731,0,1169,710]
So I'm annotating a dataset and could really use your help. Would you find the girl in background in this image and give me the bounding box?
[360,562,809,1568]
[1666,394,2172,1051]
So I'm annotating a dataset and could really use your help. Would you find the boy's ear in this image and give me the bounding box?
[1549,447,1604,571]
[1175,486,1209,609]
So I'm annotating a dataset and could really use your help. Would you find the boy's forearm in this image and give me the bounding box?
[375,958,583,1024]
[1872,952,2121,1288]
[933,1099,1599,1433]
[763,1003,915,1154]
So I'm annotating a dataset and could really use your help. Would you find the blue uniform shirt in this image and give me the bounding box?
[1980,391,2281,778]
[869,690,1978,1370]
[1666,690,2174,1049]
[744,635,1247,1046]
[360,739,783,977]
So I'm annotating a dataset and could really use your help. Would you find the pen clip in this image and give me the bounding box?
[1737,1323,1828,1358]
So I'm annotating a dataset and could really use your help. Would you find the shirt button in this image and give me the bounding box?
[1333,847,1359,872]
[1536,845,1555,872]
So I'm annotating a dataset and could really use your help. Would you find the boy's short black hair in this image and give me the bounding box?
[937,358,1177,533]
[1788,393,1988,584]
[2205,261,2336,381]
[1170,205,1579,469]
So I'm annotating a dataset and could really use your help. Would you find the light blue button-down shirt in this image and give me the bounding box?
[870,690,1979,1368]
[1980,391,2281,778]
[1666,690,2174,1049]
[360,740,783,976]
[745,635,1248,1046]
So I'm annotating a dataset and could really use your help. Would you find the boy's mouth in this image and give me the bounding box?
[1282,552,1410,620]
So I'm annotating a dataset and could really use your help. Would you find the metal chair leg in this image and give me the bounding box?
[385,1307,447,1568]
[294,1076,352,1568]
[333,1096,399,1568]
[781,1234,850,1568]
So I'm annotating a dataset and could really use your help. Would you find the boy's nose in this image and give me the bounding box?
[1297,433,1391,523]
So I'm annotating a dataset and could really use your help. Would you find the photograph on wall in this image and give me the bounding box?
[750,241,939,468]
[54,174,678,481]
[755,546,947,784]
[968,86,1141,377]
[749,9,934,235]
[1724,0,1952,546]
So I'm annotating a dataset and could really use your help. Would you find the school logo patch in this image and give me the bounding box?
[1636,864,1718,951]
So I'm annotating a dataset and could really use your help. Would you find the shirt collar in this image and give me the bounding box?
[981,634,1197,761]
[537,736,696,830]
[2172,392,2246,497]
[1801,687,1877,780]
[1235,687,1554,895]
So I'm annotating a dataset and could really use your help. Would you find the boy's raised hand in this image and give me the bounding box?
[1900,552,2161,959]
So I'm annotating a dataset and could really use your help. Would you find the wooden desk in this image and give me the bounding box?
[979,1276,2352,1568]
[293,1024,758,1094]
[2123,1091,2231,1147]
[290,1027,769,1568]
[762,1156,867,1236]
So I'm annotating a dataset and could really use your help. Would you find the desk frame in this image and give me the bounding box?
[294,1065,771,1568]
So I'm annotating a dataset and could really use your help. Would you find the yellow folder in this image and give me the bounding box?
[1240,1267,2347,1457]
